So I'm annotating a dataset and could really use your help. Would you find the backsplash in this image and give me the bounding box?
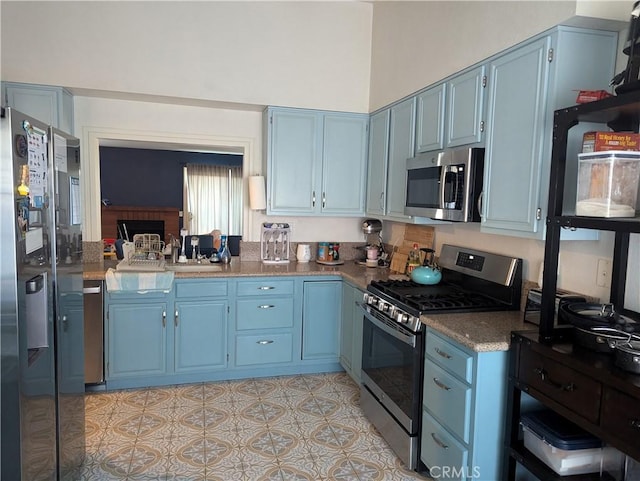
[240,241,368,262]
[83,241,104,263]
[83,240,370,264]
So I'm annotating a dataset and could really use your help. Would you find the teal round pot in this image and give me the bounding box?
[410,266,442,285]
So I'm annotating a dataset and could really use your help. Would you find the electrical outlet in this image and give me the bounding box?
[596,258,612,288]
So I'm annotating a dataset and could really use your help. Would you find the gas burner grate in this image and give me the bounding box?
[369,279,510,313]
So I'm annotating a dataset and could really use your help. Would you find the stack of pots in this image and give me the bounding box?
[558,301,640,374]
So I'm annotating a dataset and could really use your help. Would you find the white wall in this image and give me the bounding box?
[74,95,367,243]
[369,1,629,110]
[1,2,373,112]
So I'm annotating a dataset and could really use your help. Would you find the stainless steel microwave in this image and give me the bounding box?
[404,147,484,222]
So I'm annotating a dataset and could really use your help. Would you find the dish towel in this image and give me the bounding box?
[105,268,175,293]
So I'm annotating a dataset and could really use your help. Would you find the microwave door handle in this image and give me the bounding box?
[439,166,448,209]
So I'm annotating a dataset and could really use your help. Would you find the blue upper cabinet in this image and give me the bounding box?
[482,37,550,235]
[446,66,486,148]
[385,97,416,221]
[322,113,369,215]
[365,110,390,216]
[481,26,618,239]
[415,83,447,153]
[2,82,74,134]
[368,97,443,222]
[265,107,368,216]
[266,108,322,214]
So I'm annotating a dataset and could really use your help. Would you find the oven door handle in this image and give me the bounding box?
[360,304,416,348]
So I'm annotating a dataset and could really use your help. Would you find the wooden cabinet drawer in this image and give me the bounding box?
[421,409,468,481]
[423,359,472,443]
[236,298,294,330]
[519,346,601,423]
[235,333,293,366]
[601,387,640,453]
[175,280,228,298]
[426,331,474,384]
[236,279,294,297]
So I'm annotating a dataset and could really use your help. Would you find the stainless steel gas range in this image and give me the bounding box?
[359,244,522,472]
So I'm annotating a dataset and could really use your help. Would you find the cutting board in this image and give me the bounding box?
[390,225,435,272]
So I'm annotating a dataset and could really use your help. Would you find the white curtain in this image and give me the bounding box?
[186,164,243,235]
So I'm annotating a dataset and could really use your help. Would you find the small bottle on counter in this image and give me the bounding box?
[219,235,231,264]
[406,243,420,275]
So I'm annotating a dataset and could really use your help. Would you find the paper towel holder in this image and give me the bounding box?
[249,175,267,210]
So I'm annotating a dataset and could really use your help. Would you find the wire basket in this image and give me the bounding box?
[117,234,166,270]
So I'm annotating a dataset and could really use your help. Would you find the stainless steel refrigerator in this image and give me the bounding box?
[1,107,85,480]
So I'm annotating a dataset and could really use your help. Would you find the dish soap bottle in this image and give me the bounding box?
[219,235,231,264]
[406,243,420,275]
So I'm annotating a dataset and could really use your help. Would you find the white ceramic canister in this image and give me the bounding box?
[296,244,311,263]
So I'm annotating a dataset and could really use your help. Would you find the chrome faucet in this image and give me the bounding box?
[169,234,180,263]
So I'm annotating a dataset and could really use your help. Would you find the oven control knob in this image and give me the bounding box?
[381,302,389,313]
[398,313,408,324]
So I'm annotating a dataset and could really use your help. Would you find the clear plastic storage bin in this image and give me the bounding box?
[576,151,640,218]
[520,410,618,476]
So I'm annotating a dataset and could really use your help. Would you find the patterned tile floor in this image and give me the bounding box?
[81,372,430,481]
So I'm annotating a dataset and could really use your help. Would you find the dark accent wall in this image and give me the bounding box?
[99,147,242,208]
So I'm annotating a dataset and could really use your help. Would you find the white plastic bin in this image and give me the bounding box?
[520,410,612,476]
[576,151,640,217]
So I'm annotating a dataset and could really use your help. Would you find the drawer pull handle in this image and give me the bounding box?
[630,419,640,429]
[435,348,452,359]
[534,367,575,391]
[258,304,275,309]
[257,340,274,345]
[258,286,275,290]
[431,433,449,449]
[433,378,451,391]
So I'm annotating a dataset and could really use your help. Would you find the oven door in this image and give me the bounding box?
[360,304,423,435]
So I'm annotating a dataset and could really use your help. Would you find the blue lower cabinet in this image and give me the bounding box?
[107,301,168,379]
[174,300,227,373]
[302,280,342,361]
[421,328,507,481]
[421,410,469,481]
[340,282,364,383]
[104,276,346,388]
[235,333,294,366]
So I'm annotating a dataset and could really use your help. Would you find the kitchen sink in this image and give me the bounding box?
[165,263,223,272]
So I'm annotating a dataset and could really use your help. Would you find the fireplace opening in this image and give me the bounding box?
[118,219,164,241]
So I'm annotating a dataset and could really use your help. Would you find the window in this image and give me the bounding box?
[185,164,243,235]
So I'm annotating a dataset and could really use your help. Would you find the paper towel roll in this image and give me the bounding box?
[249,176,266,210]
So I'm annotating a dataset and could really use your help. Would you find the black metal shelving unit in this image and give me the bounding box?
[541,89,640,342]
[503,92,640,480]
